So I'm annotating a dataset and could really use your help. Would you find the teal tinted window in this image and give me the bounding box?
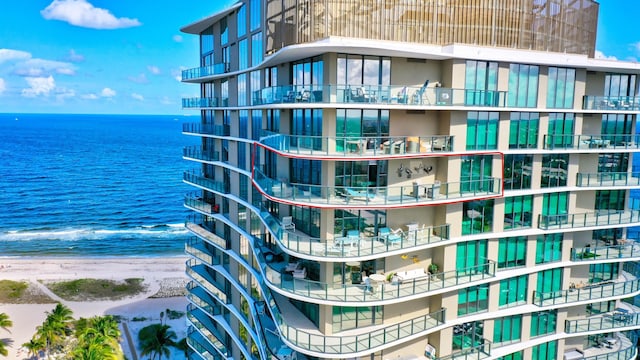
[456,240,487,274]
[536,233,563,264]
[595,190,626,210]
[503,154,532,190]
[462,200,494,235]
[493,315,522,344]
[452,321,484,351]
[530,310,557,337]
[541,154,568,188]
[532,340,557,360]
[465,60,498,105]
[332,306,383,332]
[460,155,493,193]
[466,111,499,150]
[509,112,539,148]
[498,275,527,307]
[546,113,575,148]
[536,268,562,295]
[508,64,539,107]
[542,192,568,216]
[497,236,527,269]
[547,67,575,108]
[504,196,533,230]
[497,352,523,360]
[458,284,489,316]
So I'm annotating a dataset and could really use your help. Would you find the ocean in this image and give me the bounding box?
[0,113,197,257]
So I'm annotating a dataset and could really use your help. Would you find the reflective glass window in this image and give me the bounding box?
[509,112,539,149]
[547,67,575,108]
[503,154,532,191]
[507,64,539,107]
[237,5,246,37]
[498,275,527,307]
[465,60,498,106]
[536,233,563,264]
[466,111,499,150]
[497,236,527,269]
[493,315,522,344]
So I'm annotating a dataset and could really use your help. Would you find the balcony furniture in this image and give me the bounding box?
[564,349,584,360]
[392,140,406,154]
[406,222,419,241]
[345,187,375,202]
[396,87,408,104]
[282,216,295,231]
[296,90,311,102]
[432,138,447,151]
[412,80,429,104]
[292,267,307,279]
[378,227,403,245]
[285,261,300,272]
[427,181,441,199]
[345,139,366,154]
[395,268,429,283]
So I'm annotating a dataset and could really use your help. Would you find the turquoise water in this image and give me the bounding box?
[0,113,197,257]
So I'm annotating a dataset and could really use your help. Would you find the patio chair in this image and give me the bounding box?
[378,227,402,244]
[282,216,295,231]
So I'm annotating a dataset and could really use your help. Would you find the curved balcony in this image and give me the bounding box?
[187,305,229,357]
[533,262,640,307]
[583,96,640,111]
[543,134,640,150]
[183,146,221,163]
[258,131,453,159]
[184,172,227,194]
[187,328,220,360]
[253,168,501,209]
[185,215,229,250]
[263,260,496,304]
[576,172,640,187]
[571,241,640,262]
[183,123,230,137]
[565,302,640,333]
[183,97,220,108]
[186,260,229,304]
[538,210,640,230]
[275,306,446,356]
[182,62,230,81]
[253,84,507,108]
[186,237,221,266]
[256,205,449,259]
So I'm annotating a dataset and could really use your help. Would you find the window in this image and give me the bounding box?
[509,112,538,148]
[337,55,391,86]
[536,268,562,299]
[292,206,321,238]
[503,154,532,190]
[466,111,499,150]
[460,155,494,194]
[589,263,619,283]
[458,284,489,316]
[532,340,557,360]
[504,196,532,230]
[332,306,383,332]
[595,190,625,210]
[493,315,522,344]
[541,192,568,228]
[497,352,523,360]
[456,240,487,275]
[292,109,323,151]
[250,0,261,31]
[498,236,527,269]
[530,310,557,337]
[251,32,263,66]
[462,200,494,235]
[220,17,228,45]
[336,109,389,153]
[541,154,568,188]
[237,73,247,106]
[237,141,247,171]
[536,233,563,264]
[546,113,574,149]
[250,71,261,106]
[547,67,575,108]
[453,321,484,351]
[499,275,527,307]
[290,299,319,327]
[508,64,539,107]
[465,60,498,106]
[237,5,246,37]
[605,74,638,97]
[239,39,248,70]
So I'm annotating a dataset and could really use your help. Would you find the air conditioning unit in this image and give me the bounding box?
[436,88,452,105]
[425,344,437,359]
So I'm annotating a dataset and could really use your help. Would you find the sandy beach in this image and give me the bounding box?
[0,256,190,360]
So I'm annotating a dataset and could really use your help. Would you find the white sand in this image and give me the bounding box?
[0,256,189,360]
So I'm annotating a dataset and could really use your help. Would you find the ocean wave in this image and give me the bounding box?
[0,224,187,241]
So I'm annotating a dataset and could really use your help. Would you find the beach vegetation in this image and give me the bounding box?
[22,337,45,358]
[45,278,146,301]
[138,323,177,360]
[0,280,27,301]
[0,312,12,357]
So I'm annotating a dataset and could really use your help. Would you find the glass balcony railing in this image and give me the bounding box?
[262,260,495,303]
[187,305,229,357]
[187,283,224,318]
[182,63,230,81]
[275,307,446,355]
[183,97,219,108]
[565,306,640,333]
[186,260,229,304]
[185,215,229,250]
[576,331,638,360]
[253,84,508,107]
[183,146,221,162]
[571,241,640,261]
[259,131,453,157]
[538,210,640,230]
[183,123,230,137]
[184,172,227,194]
[576,172,640,187]
[187,329,221,360]
[257,208,450,259]
[583,96,640,111]
[543,134,640,150]
[436,340,491,360]
[185,237,220,266]
[533,262,640,307]
[254,168,501,208]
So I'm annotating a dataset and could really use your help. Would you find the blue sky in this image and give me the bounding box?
[0,0,638,115]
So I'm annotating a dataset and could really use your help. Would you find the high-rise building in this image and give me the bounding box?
[180,1,640,359]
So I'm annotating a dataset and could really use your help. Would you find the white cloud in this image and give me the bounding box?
[128,73,148,84]
[131,93,144,101]
[41,0,141,30]
[147,65,160,75]
[14,58,76,77]
[171,67,186,82]
[82,93,98,99]
[67,49,84,62]
[160,96,173,105]
[101,87,116,97]
[21,76,56,97]
[0,49,31,64]
[0,78,5,94]
[595,50,618,61]
[56,87,76,101]
[172,35,183,43]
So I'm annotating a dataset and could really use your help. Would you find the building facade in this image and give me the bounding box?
[180,1,640,359]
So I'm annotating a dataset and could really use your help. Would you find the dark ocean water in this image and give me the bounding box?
[0,113,197,257]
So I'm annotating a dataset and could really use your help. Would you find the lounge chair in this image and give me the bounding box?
[282,216,295,231]
[378,227,402,244]
[344,188,375,202]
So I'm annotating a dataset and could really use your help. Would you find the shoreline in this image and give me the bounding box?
[0,255,189,360]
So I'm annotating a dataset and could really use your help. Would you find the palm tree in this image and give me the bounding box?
[37,303,74,359]
[138,324,177,360]
[22,337,46,359]
[71,336,117,360]
[0,313,12,357]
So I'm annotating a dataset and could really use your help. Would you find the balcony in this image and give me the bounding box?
[565,302,640,333]
[187,328,220,360]
[571,241,640,262]
[185,237,221,266]
[258,209,449,259]
[184,172,227,194]
[253,84,508,108]
[183,146,221,163]
[273,299,446,356]
[183,97,220,108]
[543,134,640,150]
[532,262,640,307]
[263,260,496,304]
[436,340,491,360]
[538,210,640,230]
[182,63,230,81]
[186,260,229,304]
[258,131,453,158]
[583,96,640,111]
[563,331,637,360]
[576,172,640,187]
[253,168,501,209]
[187,305,229,357]
[185,215,229,250]
[183,123,230,137]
